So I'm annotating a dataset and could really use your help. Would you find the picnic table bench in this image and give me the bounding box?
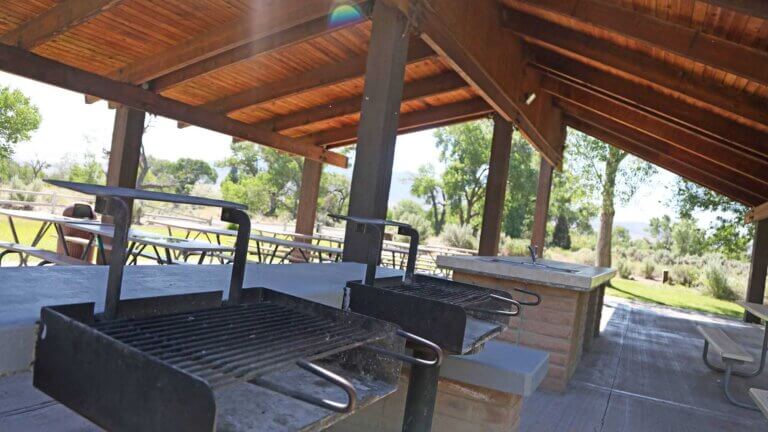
[0,241,92,266]
[750,388,768,419]
[697,301,768,411]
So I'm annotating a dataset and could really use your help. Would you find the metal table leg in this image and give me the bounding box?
[402,349,440,432]
[702,324,768,378]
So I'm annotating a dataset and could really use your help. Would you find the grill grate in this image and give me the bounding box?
[92,302,379,388]
[378,277,492,307]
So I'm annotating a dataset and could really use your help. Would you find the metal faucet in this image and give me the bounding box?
[527,245,538,264]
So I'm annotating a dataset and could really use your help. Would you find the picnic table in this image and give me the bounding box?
[150,218,343,264]
[0,208,98,265]
[64,222,234,265]
[738,301,768,374]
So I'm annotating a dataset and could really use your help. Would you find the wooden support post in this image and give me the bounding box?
[478,114,513,256]
[295,159,323,237]
[107,106,145,206]
[342,1,410,263]
[746,219,768,323]
[531,159,554,254]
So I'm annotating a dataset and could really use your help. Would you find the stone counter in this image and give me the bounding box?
[438,255,615,393]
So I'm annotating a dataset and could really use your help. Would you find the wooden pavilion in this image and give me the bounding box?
[0,0,766,320]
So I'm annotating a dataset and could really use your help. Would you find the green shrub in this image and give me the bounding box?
[617,260,632,279]
[670,265,699,287]
[573,248,595,265]
[641,260,656,280]
[442,224,477,250]
[501,237,529,256]
[396,212,432,241]
[703,265,738,301]
[9,176,43,202]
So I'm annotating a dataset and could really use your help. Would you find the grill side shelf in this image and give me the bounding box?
[34,305,217,432]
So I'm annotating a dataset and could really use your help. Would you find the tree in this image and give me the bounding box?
[548,167,598,244]
[672,179,751,260]
[67,152,106,185]
[217,141,262,182]
[551,215,572,249]
[28,158,49,179]
[502,132,539,238]
[648,215,673,250]
[434,120,493,232]
[319,171,351,217]
[567,129,656,267]
[0,86,41,161]
[672,218,706,256]
[154,158,217,195]
[411,164,447,235]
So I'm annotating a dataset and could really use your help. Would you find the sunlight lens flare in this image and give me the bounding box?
[329,2,363,27]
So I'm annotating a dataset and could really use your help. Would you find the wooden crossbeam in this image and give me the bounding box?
[315,98,493,148]
[530,50,768,161]
[746,202,768,224]
[256,72,468,132]
[151,9,369,93]
[566,115,768,207]
[106,0,367,85]
[542,75,768,189]
[505,0,768,86]
[0,0,123,49]
[503,9,768,129]
[190,38,435,120]
[0,43,347,167]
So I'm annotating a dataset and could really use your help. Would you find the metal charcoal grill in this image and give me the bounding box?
[33,181,442,432]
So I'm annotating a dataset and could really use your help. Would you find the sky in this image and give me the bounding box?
[1,71,709,238]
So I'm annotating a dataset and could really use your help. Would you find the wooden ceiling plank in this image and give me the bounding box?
[503,9,768,128]
[0,43,346,167]
[0,0,124,49]
[566,114,767,206]
[542,75,768,187]
[188,38,435,120]
[505,0,768,85]
[108,0,369,85]
[746,201,768,223]
[698,0,768,20]
[258,72,468,132]
[530,48,768,159]
[151,10,369,94]
[314,97,494,147]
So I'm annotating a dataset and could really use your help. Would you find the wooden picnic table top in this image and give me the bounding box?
[0,208,94,224]
[65,222,233,253]
[738,301,768,322]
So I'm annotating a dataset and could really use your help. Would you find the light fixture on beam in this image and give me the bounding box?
[523,92,537,106]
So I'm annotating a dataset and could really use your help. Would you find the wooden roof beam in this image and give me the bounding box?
[746,202,768,224]
[0,0,123,49]
[503,9,768,130]
[313,98,494,148]
[381,0,563,167]
[150,7,370,94]
[530,49,768,160]
[257,72,468,133]
[0,43,346,167]
[504,0,768,86]
[179,38,436,128]
[541,75,768,189]
[566,115,768,206]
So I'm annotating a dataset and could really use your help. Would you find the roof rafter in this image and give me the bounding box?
[540,74,768,188]
[150,8,370,94]
[0,43,347,167]
[0,0,124,49]
[566,114,767,206]
[697,0,768,20]
[504,0,768,86]
[530,48,768,160]
[502,9,768,129]
[257,72,468,133]
[315,97,493,148]
[181,38,436,127]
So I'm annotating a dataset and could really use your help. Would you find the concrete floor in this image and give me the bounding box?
[521,297,768,431]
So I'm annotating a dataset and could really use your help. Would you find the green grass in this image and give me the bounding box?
[607,278,744,319]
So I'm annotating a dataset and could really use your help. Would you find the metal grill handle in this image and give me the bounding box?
[363,330,443,367]
[466,294,521,317]
[295,360,357,413]
[513,287,541,306]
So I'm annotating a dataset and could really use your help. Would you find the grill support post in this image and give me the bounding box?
[222,207,251,304]
[97,196,130,320]
[402,349,440,432]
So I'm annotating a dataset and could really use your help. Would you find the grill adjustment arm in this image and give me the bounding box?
[364,329,444,368]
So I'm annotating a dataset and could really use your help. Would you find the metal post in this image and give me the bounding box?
[402,349,440,432]
[100,197,130,320]
[222,207,251,305]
